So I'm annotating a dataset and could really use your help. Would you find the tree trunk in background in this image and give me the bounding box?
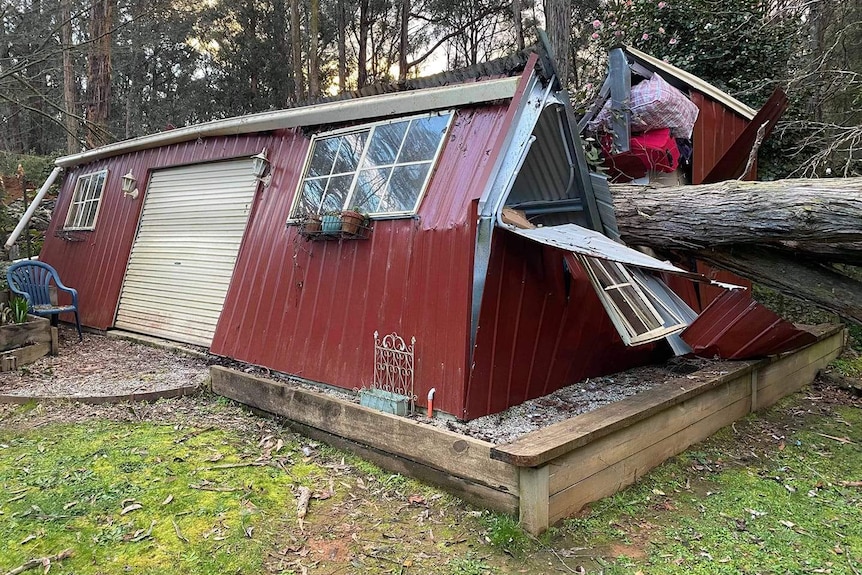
[544,0,571,86]
[61,0,78,152]
[513,0,524,51]
[273,0,291,105]
[291,0,304,101]
[398,0,409,82]
[358,0,369,88]
[337,0,347,91]
[309,0,320,98]
[29,0,45,153]
[86,0,113,148]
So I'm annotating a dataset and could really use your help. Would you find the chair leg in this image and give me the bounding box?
[74,311,82,342]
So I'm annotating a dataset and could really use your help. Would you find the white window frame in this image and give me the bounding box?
[288,111,454,222]
[578,255,687,345]
[64,169,108,231]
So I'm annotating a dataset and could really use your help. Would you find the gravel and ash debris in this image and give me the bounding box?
[0,327,718,445]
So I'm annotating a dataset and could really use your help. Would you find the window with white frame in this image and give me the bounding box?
[578,255,687,345]
[64,169,108,230]
[290,112,453,219]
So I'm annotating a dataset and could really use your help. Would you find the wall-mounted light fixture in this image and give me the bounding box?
[251,148,271,187]
[121,170,139,199]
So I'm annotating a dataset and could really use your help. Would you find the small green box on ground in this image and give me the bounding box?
[359,388,409,416]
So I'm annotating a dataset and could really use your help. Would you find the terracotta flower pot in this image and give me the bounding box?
[302,214,322,234]
[340,210,366,235]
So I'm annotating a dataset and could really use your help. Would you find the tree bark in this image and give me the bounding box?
[611,178,862,250]
[60,0,80,154]
[291,0,304,102]
[86,0,113,148]
[697,247,862,324]
[358,0,369,88]
[308,0,320,98]
[544,0,571,86]
[398,0,409,82]
[336,0,347,92]
[513,0,524,51]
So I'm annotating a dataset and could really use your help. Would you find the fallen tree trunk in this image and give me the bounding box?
[609,177,862,324]
[612,177,862,250]
[697,247,862,324]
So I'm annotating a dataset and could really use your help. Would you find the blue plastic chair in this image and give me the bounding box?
[6,260,82,341]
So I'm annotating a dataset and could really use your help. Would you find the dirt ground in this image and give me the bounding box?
[0,328,209,398]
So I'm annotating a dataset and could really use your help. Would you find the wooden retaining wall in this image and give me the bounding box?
[212,325,844,535]
[210,367,520,513]
[491,325,845,533]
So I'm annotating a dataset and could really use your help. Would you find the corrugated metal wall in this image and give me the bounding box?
[465,232,662,420]
[209,105,511,418]
[42,135,272,331]
[691,92,752,184]
[42,104,509,418]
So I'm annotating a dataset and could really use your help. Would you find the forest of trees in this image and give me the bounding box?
[0,0,859,178]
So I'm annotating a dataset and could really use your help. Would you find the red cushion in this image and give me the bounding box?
[602,128,680,182]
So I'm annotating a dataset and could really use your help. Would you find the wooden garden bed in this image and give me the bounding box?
[211,324,844,534]
[0,315,57,372]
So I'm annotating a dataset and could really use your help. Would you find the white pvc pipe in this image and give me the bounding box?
[5,166,63,251]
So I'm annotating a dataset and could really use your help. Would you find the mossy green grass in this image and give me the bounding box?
[0,421,313,574]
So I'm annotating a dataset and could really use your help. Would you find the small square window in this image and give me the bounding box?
[290,112,453,220]
[64,169,108,230]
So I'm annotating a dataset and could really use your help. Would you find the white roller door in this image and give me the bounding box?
[115,159,257,346]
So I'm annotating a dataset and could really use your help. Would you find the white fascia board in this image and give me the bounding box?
[56,76,521,169]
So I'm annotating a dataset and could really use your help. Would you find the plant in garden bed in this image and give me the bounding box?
[0,296,30,325]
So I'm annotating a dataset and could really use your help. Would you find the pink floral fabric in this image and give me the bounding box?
[588,73,699,139]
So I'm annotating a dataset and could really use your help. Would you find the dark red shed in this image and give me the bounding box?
[35,48,744,420]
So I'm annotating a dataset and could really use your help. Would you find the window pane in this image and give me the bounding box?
[354,168,391,213]
[308,137,341,177]
[379,164,430,213]
[94,172,107,197]
[320,174,353,212]
[82,200,98,228]
[296,179,325,215]
[399,115,450,163]
[365,122,408,166]
[67,203,80,228]
[333,132,367,174]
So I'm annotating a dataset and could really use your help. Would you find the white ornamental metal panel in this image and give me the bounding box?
[115,159,257,346]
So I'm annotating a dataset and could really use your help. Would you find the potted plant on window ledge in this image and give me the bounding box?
[300,212,322,235]
[340,208,368,236]
[321,211,342,234]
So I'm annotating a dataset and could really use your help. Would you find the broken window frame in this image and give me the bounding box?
[578,255,687,345]
[288,111,454,222]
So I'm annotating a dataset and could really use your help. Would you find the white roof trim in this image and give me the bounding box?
[56,76,522,168]
[624,46,757,120]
